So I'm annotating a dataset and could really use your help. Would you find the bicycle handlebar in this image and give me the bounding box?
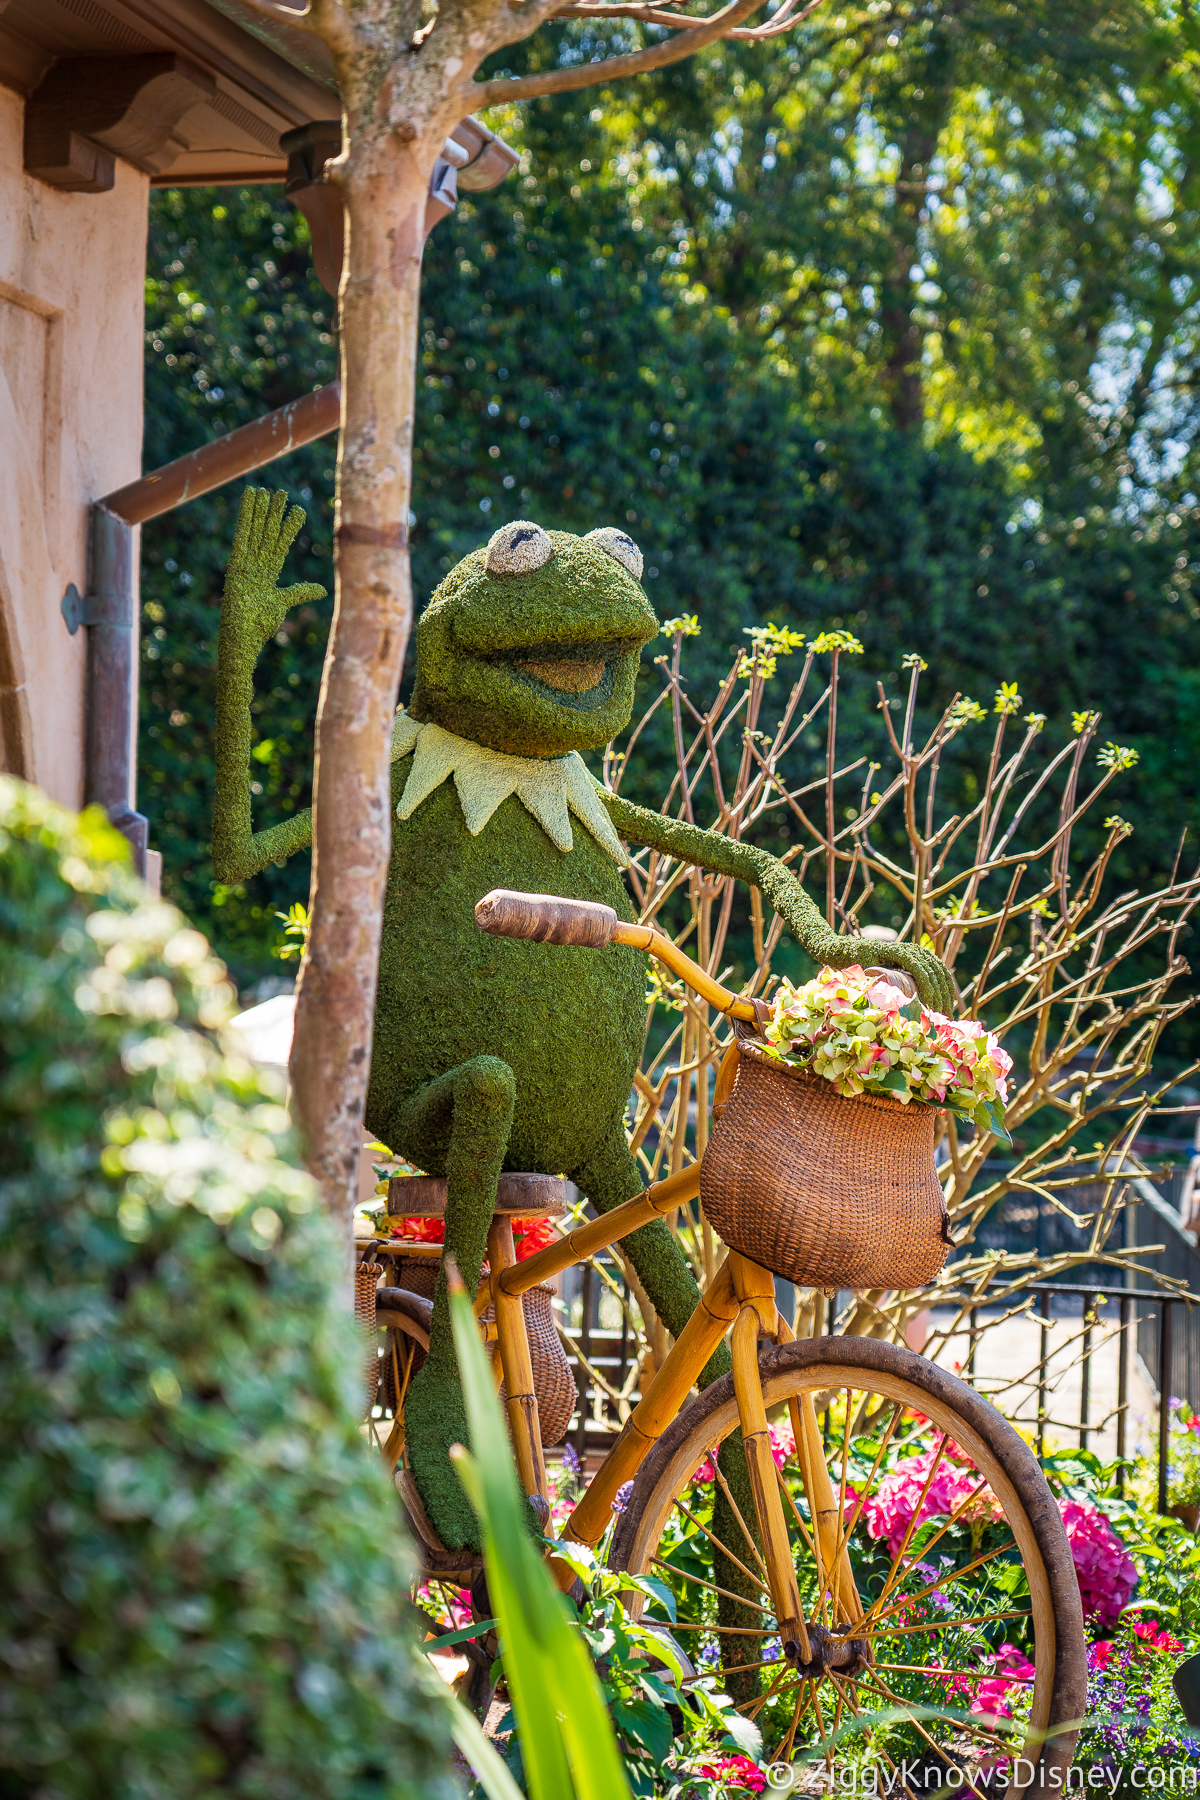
[474,888,760,1020]
[473,888,621,947]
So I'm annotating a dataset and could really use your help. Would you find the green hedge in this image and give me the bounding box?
[0,780,455,1799]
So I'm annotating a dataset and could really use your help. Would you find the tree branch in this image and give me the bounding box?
[472,0,769,104]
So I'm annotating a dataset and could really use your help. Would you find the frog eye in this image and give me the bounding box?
[485,520,553,575]
[585,527,643,582]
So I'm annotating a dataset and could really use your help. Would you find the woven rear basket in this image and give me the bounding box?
[396,1256,439,1301]
[495,1284,577,1448]
[391,1256,574,1446]
[354,1255,383,1416]
[700,1041,949,1290]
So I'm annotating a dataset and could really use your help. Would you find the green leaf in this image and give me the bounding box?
[448,1694,528,1800]
[449,1278,632,1800]
[977,1097,1012,1146]
[613,1696,673,1762]
[422,1617,497,1652]
[628,1574,677,1624]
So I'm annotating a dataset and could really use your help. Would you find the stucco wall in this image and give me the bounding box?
[0,83,147,809]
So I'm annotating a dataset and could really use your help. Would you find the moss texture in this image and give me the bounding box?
[210,493,951,1552]
[212,488,324,884]
[409,531,658,758]
[0,780,455,1800]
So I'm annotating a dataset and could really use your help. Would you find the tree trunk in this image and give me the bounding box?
[289,83,443,1265]
[274,0,790,1268]
[878,125,937,434]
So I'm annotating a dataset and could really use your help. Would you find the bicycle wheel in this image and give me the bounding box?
[374,1286,432,1474]
[609,1336,1085,1796]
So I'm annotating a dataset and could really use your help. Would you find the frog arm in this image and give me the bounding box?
[212,488,325,884]
[596,786,955,1014]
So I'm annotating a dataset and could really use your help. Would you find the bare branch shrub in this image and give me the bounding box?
[598,625,1200,1379]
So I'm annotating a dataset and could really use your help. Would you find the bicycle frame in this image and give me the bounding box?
[484,1160,861,1661]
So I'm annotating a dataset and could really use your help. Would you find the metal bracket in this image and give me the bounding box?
[61,581,130,635]
[60,582,85,634]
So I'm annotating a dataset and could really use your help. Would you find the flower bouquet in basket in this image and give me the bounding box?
[701,966,1011,1289]
[761,965,1013,1147]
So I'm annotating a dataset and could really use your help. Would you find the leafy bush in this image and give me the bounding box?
[0,779,455,1799]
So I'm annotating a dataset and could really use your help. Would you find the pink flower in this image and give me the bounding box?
[697,1755,767,1793]
[769,1421,795,1468]
[1133,1620,1184,1654]
[852,1448,1002,1558]
[963,1643,1035,1722]
[1059,1500,1138,1629]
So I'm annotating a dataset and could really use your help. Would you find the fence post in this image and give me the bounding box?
[1037,1288,1050,1458]
[1159,1300,1174,1515]
[574,1260,594,1464]
[1080,1292,1093,1451]
[1116,1294,1130,1495]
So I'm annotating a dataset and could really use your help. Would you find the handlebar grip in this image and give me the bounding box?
[475,888,620,948]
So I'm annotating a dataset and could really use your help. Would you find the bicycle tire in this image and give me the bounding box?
[609,1335,1086,1795]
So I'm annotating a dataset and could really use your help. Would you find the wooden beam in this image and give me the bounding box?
[24,54,216,191]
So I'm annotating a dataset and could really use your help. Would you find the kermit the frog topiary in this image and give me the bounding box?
[213,489,953,1553]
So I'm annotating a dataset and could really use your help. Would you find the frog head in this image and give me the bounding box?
[408,521,659,758]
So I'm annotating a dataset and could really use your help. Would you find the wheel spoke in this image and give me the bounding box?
[740,1661,795,1719]
[773,1461,833,1627]
[861,1608,1031,1640]
[707,1445,770,1580]
[668,1623,773,1636]
[855,1539,1020,1637]
[671,1493,769,1597]
[828,1397,904,1568]
[859,1472,1002,1635]
[864,1434,951,1622]
[650,1556,776,1616]
[856,1666,1000,1792]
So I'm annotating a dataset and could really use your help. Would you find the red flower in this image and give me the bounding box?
[512,1217,558,1261]
[1133,1620,1184,1654]
[387,1215,556,1261]
[697,1755,767,1793]
[391,1216,445,1244]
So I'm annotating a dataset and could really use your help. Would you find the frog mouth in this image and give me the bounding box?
[500,638,632,710]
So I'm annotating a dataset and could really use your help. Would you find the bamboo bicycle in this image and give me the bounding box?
[365,890,1087,1793]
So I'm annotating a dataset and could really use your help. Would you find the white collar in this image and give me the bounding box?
[390,711,629,867]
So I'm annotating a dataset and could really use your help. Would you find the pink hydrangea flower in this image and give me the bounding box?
[850,1447,1002,1558]
[763,965,1012,1122]
[1059,1500,1138,1629]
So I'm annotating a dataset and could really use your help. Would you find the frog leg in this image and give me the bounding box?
[570,1124,730,1389]
[571,1123,761,1700]
[385,1056,517,1555]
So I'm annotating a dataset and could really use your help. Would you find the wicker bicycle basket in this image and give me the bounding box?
[699,1040,950,1290]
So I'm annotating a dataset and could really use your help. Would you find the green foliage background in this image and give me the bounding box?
[138,0,1200,993]
[0,780,455,1797]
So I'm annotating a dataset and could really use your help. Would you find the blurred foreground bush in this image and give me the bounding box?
[0,779,454,1800]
